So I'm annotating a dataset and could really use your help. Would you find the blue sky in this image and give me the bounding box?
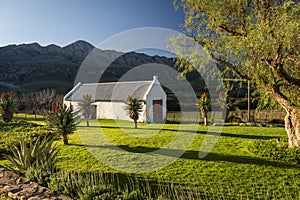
[0,0,184,47]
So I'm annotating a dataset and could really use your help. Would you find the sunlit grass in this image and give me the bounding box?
[48,119,300,198]
[14,113,46,125]
[1,118,299,198]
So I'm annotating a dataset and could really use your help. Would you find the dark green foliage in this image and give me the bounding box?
[269,119,285,125]
[25,165,54,187]
[0,93,18,122]
[4,135,58,173]
[0,193,11,200]
[45,103,80,144]
[174,0,300,147]
[249,139,300,164]
[124,96,143,129]
[226,115,243,123]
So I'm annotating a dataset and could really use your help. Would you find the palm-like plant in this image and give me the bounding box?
[45,102,79,145]
[78,94,94,127]
[124,96,143,129]
[198,93,210,126]
[0,93,18,122]
[4,135,58,173]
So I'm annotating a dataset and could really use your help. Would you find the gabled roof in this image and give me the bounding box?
[64,80,153,101]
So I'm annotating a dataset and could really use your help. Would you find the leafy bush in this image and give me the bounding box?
[249,138,300,164]
[0,193,11,200]
[4,135,58,173]
[226,115,243,123]
[0,93,18,122]
[25,165,54,186]
[269,119,285,125]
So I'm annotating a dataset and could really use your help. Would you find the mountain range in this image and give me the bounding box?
[0,40,202,94]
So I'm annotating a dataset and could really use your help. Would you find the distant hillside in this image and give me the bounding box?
[0,40,204,95]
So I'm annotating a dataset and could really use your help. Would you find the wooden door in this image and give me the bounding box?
[91,105,97,119]
[153,100,163,122]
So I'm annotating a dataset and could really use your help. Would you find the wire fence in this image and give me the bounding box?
[167,110,286,124]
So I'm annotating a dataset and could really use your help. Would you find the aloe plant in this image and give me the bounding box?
[4,135,58,173]
[45,102,80,145]
[124,96,143,129]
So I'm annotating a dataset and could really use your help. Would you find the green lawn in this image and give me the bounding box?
[53,120,299,198]
[14,113,46,125]
[1,119,299,199]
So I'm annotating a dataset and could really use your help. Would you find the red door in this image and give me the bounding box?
[91,105,97,119]
[153,100,163,122]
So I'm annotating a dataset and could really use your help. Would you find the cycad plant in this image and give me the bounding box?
[124,96,143,129]
[198,93,210,126]
[45,102,80,145]
[4,135,58,173]
[0,93,18,122]
[78,94,94,127]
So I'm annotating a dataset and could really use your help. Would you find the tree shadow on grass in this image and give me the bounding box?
[78,143,300,169]
[219,132,278,140]
[91,125,278,140]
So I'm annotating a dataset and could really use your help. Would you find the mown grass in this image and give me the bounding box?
[52,120,300,198]
[1,119,300,199]
[14,113,46,125]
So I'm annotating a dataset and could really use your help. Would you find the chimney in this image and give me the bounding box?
[153,76,160,85]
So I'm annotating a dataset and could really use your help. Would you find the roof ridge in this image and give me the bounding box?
[83,80,152,85]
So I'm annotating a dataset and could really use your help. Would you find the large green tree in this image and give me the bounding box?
[174,0,300,148]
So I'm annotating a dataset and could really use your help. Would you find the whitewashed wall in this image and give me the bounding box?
[63,100,79,111]
[145,82,167,123]
[64,76,166,123]
[94,101,146,122]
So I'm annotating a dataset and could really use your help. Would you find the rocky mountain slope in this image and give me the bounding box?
[0,40,202,94]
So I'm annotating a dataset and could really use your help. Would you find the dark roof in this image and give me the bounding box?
[65,81,153,101]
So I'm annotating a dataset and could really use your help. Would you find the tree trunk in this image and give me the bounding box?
[201,110,208,126]
[203,116,207,126]
[223,108,229,122]
[2,111,13,122]
[271,89,300,148]
[86,118,90,127]
[284,108,300,148]
[134,120,138,129]
[62,134,69,145]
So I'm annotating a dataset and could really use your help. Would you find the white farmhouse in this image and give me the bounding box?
[64,76,166,123]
